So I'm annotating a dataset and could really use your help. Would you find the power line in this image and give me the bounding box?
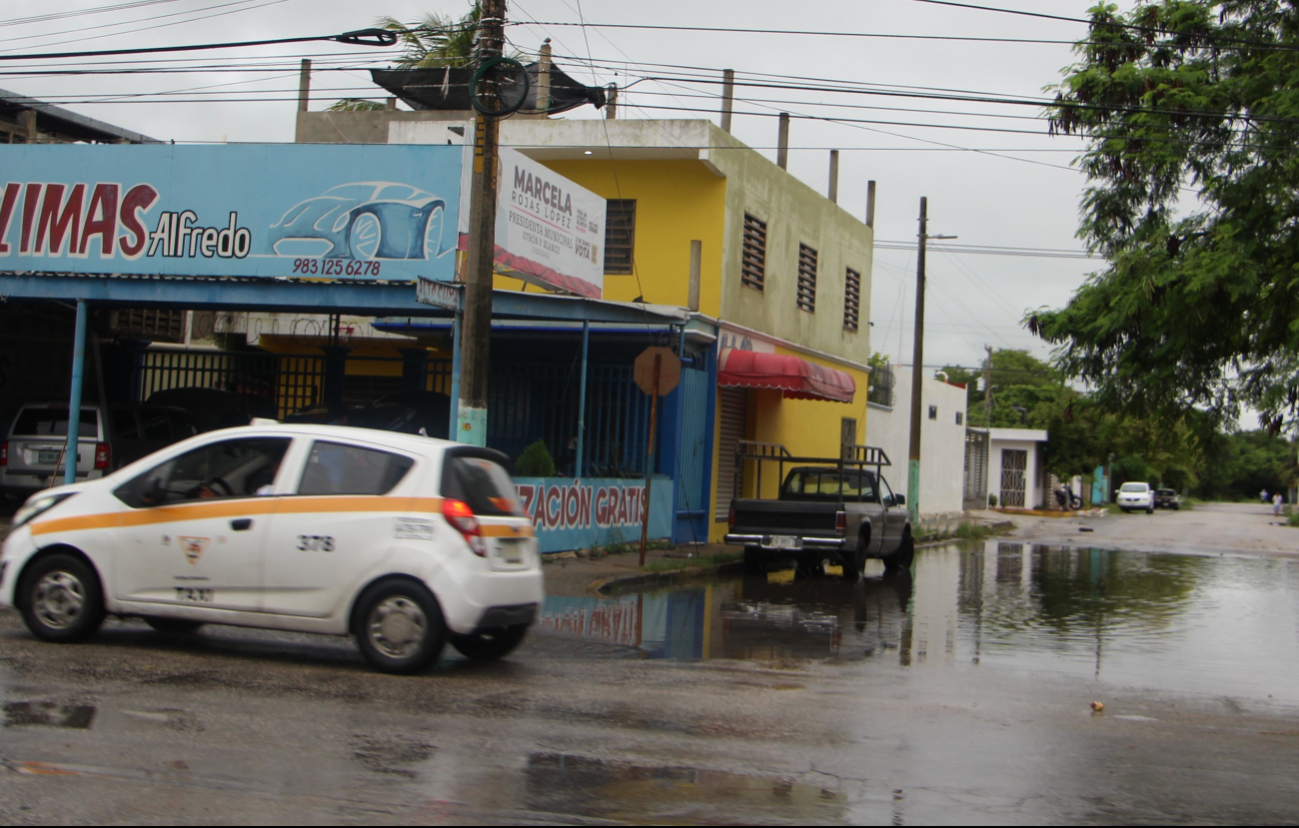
[0,0,301,55]
[525,14,1299,55]
[904,0,1299,54]
[1,0,192,28]
[0,28,399,62]
[514,19,1083,46]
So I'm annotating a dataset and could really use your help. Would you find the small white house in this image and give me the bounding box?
[986,428,1049,509]
[865,366,969,520]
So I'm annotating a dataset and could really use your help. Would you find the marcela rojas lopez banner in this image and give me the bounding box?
[493,148,606,299]
[0,144,463,281]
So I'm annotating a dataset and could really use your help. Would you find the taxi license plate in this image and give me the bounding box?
[769,535,801,550]
[498,538,525,564]
[37,450,61,465]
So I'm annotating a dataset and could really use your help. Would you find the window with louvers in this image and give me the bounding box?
[797,244,817,313]
[741,213,767,291]
[844,267,861,331]
[604,199,636,274]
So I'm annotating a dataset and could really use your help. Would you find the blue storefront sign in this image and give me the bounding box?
[514,476,673,554]
[0,144,462,282]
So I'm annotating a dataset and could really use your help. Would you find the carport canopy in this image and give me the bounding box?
[717,348,856,403]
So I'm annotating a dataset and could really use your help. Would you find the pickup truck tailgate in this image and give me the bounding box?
[730,499,841,537]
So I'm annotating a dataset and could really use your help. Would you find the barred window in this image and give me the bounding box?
[741,213,767,291]
[844,267,861,332]
[604,199,636,274]
[797,244,817,313]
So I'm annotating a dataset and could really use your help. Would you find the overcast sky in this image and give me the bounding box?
[4,0,1106,375]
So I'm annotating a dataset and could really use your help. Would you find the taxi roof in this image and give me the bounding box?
[211,423,464,456]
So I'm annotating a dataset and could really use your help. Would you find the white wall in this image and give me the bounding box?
[987,429,1048,509]
[865,368,969,518]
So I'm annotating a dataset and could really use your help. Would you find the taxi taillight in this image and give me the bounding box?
[728,504,735,532]
[836,510,847,535]
[442,498,486,557]
[0,440,7,467]
[94,442,110,470]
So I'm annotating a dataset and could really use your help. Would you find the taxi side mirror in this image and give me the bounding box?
[891,494,906,507]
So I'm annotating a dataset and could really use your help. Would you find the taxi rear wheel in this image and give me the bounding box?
[19,554,105,643]
[450,625,528,661]
[354,579,446,674]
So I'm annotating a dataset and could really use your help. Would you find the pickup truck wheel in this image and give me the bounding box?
[743,546,763,575]
[884,531,915,574]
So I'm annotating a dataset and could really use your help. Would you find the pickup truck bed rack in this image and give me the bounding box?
[734,441,891,500]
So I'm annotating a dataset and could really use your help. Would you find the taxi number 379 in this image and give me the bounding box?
[297,535,335,552]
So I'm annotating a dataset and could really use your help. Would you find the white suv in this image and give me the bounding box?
[1117,482,1155,514]
[0,424,542,673]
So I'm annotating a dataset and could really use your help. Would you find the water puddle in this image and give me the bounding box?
[525,752,845,823]
[538,542,1299,703]
[4,701,96,728]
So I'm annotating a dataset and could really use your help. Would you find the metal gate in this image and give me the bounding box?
[963,429,989,510]
[714,387,748,521]
[1000,448,1027,508]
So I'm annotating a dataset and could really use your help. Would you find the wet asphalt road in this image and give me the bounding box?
[4,541,1299,824]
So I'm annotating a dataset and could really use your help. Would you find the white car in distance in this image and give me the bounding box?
[0,424,543,674]
[1116,482,1155,514]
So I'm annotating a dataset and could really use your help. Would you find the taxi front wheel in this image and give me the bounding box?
[19,554,105,643]
[354,579,446,674]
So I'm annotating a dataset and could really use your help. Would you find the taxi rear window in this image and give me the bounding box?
[442,455,523,516]
[297,441,414,496]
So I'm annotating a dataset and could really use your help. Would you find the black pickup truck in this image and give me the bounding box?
[723,443,914,579]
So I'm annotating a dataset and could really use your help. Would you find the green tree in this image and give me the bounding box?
[329,6,482,112]
[1029,1,1299,432]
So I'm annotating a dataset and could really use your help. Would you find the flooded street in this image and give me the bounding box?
[3,541,1299,824]
[551,543,1299,707]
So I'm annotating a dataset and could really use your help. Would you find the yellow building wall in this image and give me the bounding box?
[491,159,727,317]
[706,348,872,543]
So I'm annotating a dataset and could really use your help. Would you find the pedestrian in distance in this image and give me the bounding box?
[1261,489,1270,503]
[1274,492,1285,517]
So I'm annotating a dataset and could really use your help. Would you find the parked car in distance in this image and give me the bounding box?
[1,402,197,501]
[146,387,278,433]
[0,424,542,673]
[1117,482,1155,514]
[1154,488,1181,510]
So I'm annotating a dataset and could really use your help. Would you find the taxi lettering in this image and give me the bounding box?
[297,535,335,552]
[175,587,214,603]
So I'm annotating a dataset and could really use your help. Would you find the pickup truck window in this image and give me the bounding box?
[782,468,879,502]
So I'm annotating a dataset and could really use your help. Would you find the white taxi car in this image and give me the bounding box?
[0,424,542,674]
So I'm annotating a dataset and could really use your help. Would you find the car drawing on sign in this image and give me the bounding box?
[0,424,542,674]
[269,182,449,261]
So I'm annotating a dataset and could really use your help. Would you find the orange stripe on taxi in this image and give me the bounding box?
[29,496,446,536]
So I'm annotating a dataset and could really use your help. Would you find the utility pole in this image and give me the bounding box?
[907,197,956,524]
[458,0,507,446]
[983,344,993,427]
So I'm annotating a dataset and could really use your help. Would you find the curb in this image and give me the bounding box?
[591,561,746,596]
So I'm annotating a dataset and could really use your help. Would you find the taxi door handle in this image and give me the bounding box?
[230,518,253,531]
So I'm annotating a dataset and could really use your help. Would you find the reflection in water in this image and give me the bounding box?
[540,542,1299,702]
[525,752,846,823]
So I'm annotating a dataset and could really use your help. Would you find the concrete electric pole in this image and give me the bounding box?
[906,197,956,524]
[458,0,508,446]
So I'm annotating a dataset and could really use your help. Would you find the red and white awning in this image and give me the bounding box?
[717,348,856,403]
